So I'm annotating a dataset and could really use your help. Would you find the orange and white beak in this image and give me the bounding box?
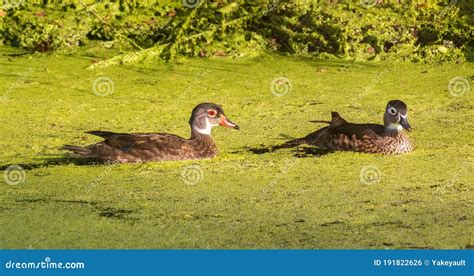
[219,115,240,130]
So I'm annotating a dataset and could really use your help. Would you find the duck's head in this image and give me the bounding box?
[383,100,411,132]
[190,103,239,135]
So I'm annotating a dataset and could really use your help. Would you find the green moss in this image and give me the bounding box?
[0,46,472,249]
[1,1,472,62]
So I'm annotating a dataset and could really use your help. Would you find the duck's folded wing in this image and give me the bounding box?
[86,131,186,152]
[330,124,384,140]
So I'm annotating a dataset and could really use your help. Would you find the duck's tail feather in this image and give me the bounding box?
[329,112,347,126]
[61,145,95,157]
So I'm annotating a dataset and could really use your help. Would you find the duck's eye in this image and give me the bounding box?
[388,107,397,116]
[207,109,217,117]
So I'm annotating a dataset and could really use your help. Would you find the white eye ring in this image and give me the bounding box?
[388,107,397,115]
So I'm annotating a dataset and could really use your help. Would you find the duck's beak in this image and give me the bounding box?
[219,115,240,130]
[400,115,411,131]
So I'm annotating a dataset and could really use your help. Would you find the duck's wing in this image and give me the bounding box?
[306,123,384,151]
[329,123,384,140]
[285,122,385,151]
[310,111,383,141]
[62,131,190,161]
[86,131,187,152]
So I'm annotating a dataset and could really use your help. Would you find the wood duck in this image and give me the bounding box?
[62,103,239,163]
[283,100,414,154]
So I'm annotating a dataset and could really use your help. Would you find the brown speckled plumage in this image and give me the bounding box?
[284,100,414,154]
[62,103,239,163]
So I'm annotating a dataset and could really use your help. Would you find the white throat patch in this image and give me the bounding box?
[194,118,214,135]
[386,123,403,132]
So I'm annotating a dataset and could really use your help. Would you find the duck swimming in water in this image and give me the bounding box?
[282,100,414,154]
[62,103,239,163]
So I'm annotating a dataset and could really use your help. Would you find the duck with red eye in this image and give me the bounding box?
[193,106,239,136]
[62,103,239,163]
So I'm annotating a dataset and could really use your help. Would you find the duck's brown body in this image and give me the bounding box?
[62,103,239,163]
[285,108,414,155]
[63,131,218,163]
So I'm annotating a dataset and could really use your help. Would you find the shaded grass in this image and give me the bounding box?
[0,46,473,249]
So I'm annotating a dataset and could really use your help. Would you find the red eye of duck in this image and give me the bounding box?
[207,109,217,117]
